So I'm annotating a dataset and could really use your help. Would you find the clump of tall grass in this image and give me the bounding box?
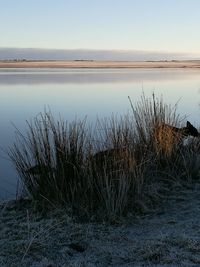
[9,94,200,220]
[88,116,148,219]
[9,113,93,209]
[129,93,196,178]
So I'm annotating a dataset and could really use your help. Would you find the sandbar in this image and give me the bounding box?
[1,60,200,68]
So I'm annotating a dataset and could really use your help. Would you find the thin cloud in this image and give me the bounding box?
[0,48,199,61]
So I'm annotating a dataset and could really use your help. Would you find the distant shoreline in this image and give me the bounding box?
[1,60,200,69]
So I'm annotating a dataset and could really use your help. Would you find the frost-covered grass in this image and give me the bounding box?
[1,183,200,267]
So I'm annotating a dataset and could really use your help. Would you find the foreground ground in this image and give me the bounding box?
[1,60,200,69]
[1,183,200,267]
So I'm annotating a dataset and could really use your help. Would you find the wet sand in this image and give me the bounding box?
[1,60,200,68]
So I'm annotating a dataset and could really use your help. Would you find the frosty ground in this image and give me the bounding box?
[1,182,200,267]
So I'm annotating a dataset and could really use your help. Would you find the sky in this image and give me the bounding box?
[1,0,200,59]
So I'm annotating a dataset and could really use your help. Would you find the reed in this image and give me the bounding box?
[9,112,92,208]
[9,94,200,220]
[88,116,148,219]
[130,94,190,173]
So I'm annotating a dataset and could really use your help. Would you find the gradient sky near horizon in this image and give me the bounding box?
[1,0,200,55]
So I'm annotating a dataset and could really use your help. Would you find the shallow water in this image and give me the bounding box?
[0,68,200,199]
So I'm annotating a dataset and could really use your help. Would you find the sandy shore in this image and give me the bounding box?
[1,183,200,267]
[1,60,200,69]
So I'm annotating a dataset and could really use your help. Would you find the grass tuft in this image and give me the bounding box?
[9,94,200,220]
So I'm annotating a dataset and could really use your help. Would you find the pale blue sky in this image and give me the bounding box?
[1,0,200,55]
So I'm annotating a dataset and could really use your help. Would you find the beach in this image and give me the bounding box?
[1,60,200,69]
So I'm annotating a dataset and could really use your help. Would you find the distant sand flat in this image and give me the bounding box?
[1,60,200,69]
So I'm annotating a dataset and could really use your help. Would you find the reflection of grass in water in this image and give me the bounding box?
[9,94,200,221]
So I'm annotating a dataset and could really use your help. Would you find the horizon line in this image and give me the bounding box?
[0,47,199,61]
[0,46,197,54]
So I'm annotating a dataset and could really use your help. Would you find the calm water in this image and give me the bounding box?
[1,68,200,199]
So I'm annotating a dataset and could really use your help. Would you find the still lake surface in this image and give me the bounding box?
[0,68,200,199]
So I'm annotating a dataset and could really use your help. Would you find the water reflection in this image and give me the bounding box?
[0,68,200,198]
[0,68,200,84]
